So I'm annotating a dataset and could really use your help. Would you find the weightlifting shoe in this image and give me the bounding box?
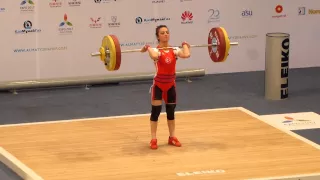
[150,139,158,149]
[168,136,181,147]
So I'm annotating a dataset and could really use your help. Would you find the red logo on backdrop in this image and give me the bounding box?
[181,11,193,24]
[91,17,101,23]
[49,0,62,8]
[89,17,102,28]
[181,11,193,21]
[275,5,283,13]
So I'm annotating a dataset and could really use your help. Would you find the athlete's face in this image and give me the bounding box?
[158,27,170,43]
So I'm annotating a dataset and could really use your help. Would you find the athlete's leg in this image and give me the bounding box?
[165,84,181,147]
[150,84,162,149]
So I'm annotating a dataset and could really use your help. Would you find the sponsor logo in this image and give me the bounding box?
[67,0,81,7]
[228,35,258,40]
[299,7,320,15]
[89,17,103,28]
[94,0,114,3]
[272,5,287,18]
[176,169,225,176]
[260,112,320,131]
[298,7,306,15]
[282,116,316,126]
[135,16,170,24]
[20,0,35,13]
[180,0,192,2]
[120,40,157,47]
[49,0,63,8]
[0,7,5,12]
[181,11,193,24]
[152,0,165,3]
[13,46,68,53]
[308,9,320,14]
[208,9,220,23]
[280,37,289,99]
[58,14,73,34]
[15,20,41,34]
[108,16,120,27]
[242,9,252,17]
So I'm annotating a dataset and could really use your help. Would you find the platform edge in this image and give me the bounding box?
[0,106,244,127]
[246,173,320,180]
[0,147,44,180]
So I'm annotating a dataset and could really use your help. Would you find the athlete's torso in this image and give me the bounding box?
[153,47,177,83]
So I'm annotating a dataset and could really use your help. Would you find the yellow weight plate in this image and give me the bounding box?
[99,47,105,62]
[219,27,231,62]
[102,36,117,71]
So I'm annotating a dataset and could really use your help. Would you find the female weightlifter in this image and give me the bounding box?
[141,25,191,149]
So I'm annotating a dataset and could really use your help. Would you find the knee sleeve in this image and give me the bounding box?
[166,104,176,120]
[150,105,162,121]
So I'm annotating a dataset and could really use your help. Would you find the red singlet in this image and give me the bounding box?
[150,46,181,103]
[153,46,180,84]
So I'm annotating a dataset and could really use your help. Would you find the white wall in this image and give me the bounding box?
[0,0,319,82]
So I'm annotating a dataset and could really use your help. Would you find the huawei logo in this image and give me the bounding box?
[181,11,193,24]
[181,11,193,21]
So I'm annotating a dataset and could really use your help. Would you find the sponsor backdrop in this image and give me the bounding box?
[0,0,319,82]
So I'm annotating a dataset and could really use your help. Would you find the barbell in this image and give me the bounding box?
[90,27,239,71]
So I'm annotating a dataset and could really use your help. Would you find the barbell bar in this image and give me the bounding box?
[91,42,239,57]
[90,27,239,71]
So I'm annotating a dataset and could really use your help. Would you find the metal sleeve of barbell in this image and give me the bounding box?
[91,52,101,57]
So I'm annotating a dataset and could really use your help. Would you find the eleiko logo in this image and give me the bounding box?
[181,11,193,24]
[15,20,41,34]
[176,169,225,176]
[58,14,73,34]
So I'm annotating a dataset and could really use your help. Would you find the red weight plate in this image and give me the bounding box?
[109,35,121,70]
[208,27,227,62]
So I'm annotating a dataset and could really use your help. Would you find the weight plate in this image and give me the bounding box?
[102,35,116,71]
[109,35,121,71]
[208,27,228,62]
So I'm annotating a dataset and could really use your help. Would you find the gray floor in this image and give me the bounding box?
[0,67,319,179]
